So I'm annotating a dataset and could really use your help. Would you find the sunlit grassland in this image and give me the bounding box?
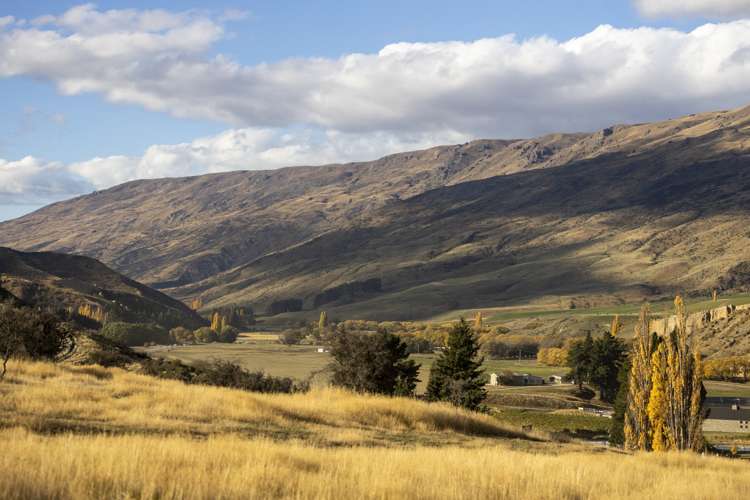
[2,360,750,499]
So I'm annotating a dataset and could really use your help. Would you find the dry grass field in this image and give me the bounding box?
[2,359,750,499]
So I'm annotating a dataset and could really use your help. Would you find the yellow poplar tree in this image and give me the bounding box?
[474,312,483,331]
[610,315,621,337]
[648,343,669,451]
[319,311,328,332]
[624,305,654,451]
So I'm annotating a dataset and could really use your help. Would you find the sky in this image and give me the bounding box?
[2,0,750,221]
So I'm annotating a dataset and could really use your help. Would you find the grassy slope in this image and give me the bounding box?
[2,360,750,499]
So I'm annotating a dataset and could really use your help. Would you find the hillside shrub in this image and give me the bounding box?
[141,357,304,393]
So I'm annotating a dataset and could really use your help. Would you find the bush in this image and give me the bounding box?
[141,357,197,383]
[100,322,169,346]
[217,325,239,343]
[193,327,218,343]
[141,357,304,393]
[193,360,300,393]
[169,326,195,345]
[86,349,133,368]
[279,328,305,345]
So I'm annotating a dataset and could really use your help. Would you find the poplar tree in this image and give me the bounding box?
[624,305,655,451]
[319,311,328,332]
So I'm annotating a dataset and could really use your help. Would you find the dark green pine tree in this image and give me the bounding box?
[567,331,594,391]
[590,331,628,403]
[609,357,631,445]
[426,318,486,411]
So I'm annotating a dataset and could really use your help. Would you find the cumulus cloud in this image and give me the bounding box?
[634,0,750,18]
[2,5,750,139]
[1,127,469,206]
[0,157,93,204]
[4,4,750,213]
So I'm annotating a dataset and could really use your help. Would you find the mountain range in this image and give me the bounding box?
[2,105,750,321]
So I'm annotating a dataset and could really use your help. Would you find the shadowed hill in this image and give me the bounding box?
[1,105,750,319]
[0,247,205,329]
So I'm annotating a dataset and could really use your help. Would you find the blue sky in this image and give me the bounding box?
[2,0,750,221]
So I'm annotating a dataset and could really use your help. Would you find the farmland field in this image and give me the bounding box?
[140,343,566,391]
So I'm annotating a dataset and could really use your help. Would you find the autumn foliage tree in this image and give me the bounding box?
[624,305,656,451]
[625,297,705,452]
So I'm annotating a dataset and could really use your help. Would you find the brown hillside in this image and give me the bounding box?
[0,247,204,329]
[1,105,750,319]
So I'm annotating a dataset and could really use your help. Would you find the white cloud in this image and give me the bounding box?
[4,4,750,212]
[634,0,750,18]
[0,157,93,204]
[1,127,469,205]
[2,5,750,139]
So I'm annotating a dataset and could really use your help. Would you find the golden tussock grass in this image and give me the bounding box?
[2,360,750,499]
[2,428,750,500]
[0,359,534,444]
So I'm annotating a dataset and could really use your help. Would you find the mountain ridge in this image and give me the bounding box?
[2,105,750,320]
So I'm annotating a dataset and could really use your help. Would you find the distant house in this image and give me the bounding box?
[703,404,750,433]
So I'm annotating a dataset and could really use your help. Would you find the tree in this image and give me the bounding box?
[0,305,75,379]
[589,331,627,403]
[319,311,328,332]
[609,357,631,445]
[648,343,669,451]
[169,326,195,345]
[279,328,305,345]
[627,297,705,452]
[474,311,483,331]
[0,304,24,379]
[426,319,486,411]
[100,322,169,346]
[217,325,239,343]
[21,310,74,360]
[193,326,218,343]
[567,332,594,391]
[624,305,656,451]
[328,328,419,396]
[660,296,704,451]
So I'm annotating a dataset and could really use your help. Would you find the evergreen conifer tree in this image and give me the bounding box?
[426,318,486,410]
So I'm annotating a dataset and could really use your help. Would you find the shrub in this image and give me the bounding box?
[169,326,195,345]
[141,357,304,393]
[193,327,218,343]
[279,328,305,345]
[100,322,169,346]
[86,349,133,368]
[217,325,239,343]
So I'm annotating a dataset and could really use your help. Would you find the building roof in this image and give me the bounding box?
[705,407,750,421]
[705,397,750,407]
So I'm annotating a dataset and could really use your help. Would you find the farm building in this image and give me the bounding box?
[703,404,750,433]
